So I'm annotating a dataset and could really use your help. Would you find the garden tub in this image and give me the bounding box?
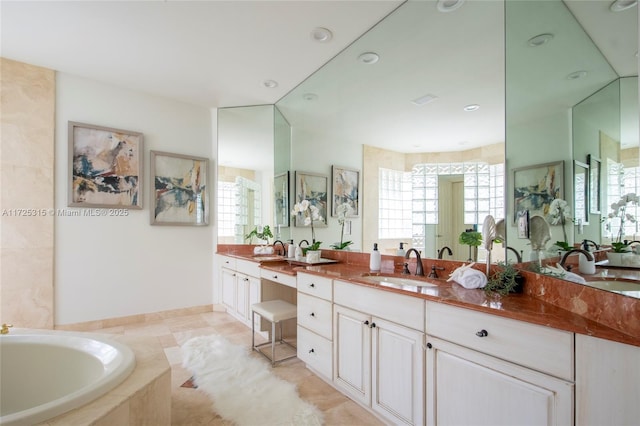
[0,329,135,425]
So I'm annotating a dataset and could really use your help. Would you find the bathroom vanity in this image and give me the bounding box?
[215,247,640,426]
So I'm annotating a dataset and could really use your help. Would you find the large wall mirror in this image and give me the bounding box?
[216,0,639,298]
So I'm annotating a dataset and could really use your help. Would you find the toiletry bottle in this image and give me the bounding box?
[370,243,381,271]
[578,239,596,274]
[287,239,295,258]
[294,243,303,261]
[396,242,406,256]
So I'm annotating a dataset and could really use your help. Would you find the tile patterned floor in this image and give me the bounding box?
[97,311,383,425]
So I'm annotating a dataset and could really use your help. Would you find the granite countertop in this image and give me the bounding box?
[217,246,640,347]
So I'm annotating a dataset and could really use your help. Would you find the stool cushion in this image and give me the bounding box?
[251,300,297,322]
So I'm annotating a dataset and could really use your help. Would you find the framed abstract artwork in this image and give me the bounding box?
[294,171,328,227]
[513,161,563,223]
[331,165,360,217]
[150,150,209,226]
[273,171,290,227]
[68,121,143,208]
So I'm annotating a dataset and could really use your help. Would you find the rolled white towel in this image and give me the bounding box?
[447,263,488,289]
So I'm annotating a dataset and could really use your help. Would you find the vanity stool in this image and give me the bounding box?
[251,300,297,366]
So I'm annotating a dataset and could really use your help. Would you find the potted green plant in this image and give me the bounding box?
[459,230,482,261]
[330,203,353,250]
[303,240,322,262]
[245,225,274,254]
[484,261,524,295]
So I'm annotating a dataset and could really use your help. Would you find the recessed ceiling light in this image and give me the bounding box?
[310,27,333,43]
[358,52,379,64]
[610,0,637,12]
[567,70,588,80]
[411,94,439,106]
[437,0,465,12]
[262,80,278,88]
[463,104,480,112]
[302,93,318,101]
[527,33,554,47]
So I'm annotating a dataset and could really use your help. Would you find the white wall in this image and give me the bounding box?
[55,73,214,325]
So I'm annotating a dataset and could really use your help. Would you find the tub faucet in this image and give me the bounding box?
[505,246,523,263]
[272,240,286,256]
[405,248,424,276]
[559,249,594,269]
[1,323,13,334]
[437,246,453,259]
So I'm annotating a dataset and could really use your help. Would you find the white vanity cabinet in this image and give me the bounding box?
[333,280,425,426]
[296,272,333,380]
[218,255,261,328]
[425,302,574,426]
[576,334,640,425]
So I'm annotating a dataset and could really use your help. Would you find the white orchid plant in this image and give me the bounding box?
[547,198,572,250]
[331,202,353,250]
[292,199,323,250]
[608,193,638,252]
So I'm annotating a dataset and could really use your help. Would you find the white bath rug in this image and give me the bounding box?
[181,334,323,426]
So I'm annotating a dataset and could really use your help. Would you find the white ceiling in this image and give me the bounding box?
[2,0,637,154]
[1,0,402,108]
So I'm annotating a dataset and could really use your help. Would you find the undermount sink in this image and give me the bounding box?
[584,279,640,292]
[360,274,438,288]
[251,255,287,262]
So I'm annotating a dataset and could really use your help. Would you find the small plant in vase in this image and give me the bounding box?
[330,203,353,250]
[484,261,524,296]
[292,199,324,244]
[547,198,572,248]
[459,229,482,262]
[606,193,638,265]
[245,225,274,254]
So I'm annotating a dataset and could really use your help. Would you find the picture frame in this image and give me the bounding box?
[587,154,601,214]
[273,171,290,227]
[150,150,209,226]
[331,165,360,217]
[574,160,590,225]
[294,171,328,227]
[517,210,530,239]
[513,161,563,223]
[68,121,143,208]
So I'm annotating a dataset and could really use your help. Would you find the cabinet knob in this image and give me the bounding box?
[309,348,315,354]
[476,329,488,337]
[244,277,249,282]
[426,342,433,349]
[310,312,315,317]
[310,283,315,288]
[370,322,376,328]
[364,320,369,326]
[272,275,278,279]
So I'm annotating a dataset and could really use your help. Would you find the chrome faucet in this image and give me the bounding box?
[559,249,594,269]
[272,240,286,256]
[506,246,523,263]
[405,248,424,276]
[437,246,453,259]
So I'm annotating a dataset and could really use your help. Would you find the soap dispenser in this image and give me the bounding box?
[396,242,406,256]
[294,243,303,261]
[287,239,295,258]
[370,243,381,271]
[578,239,596,275]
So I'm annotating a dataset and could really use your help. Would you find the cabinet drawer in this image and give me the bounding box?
[297,293,332,339]
[218,255,236,270]
[260,269,296,288]
[297,325,332,380]
[426,302,574,381]
[297,272,332,301]
[236,258,261,277]
[334,280,424,332]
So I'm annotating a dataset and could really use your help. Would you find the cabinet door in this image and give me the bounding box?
[576,334,640,426]
[221,268,236,311]
[426,336,573,426]
[236,273,249,319]
[334,305,371,406]
[248,275,261,328]
[372,317,424,426]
